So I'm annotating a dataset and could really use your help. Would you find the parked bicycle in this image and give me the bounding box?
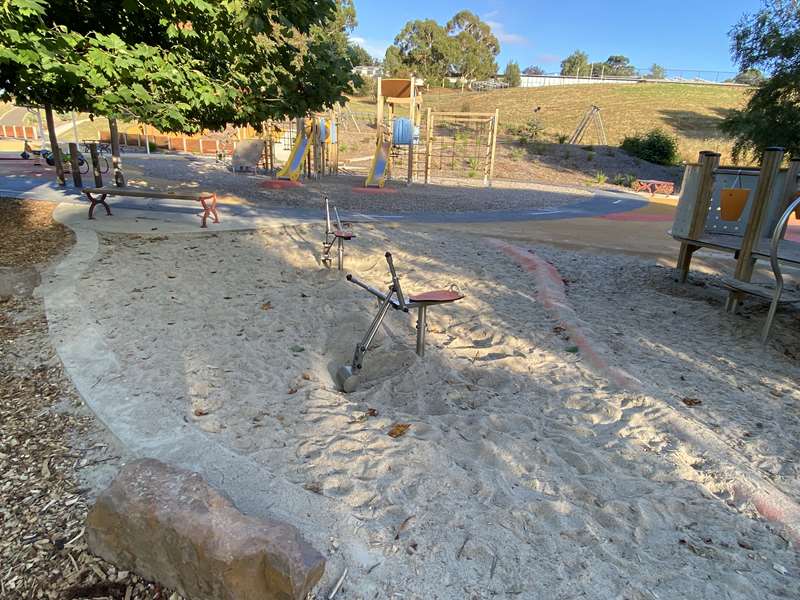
[79,139,111,174]
[40,148,91,174]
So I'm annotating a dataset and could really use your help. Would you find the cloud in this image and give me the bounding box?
[536,53,561,64]
[485,20,528,46]
[349,35,391,60]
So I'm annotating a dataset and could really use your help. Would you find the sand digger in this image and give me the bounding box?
[335,252,463,392]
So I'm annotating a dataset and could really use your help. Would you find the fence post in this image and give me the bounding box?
[68,142,82,188]
[488,109,499,186]
[424,108,433,184]
[88,143,103,187]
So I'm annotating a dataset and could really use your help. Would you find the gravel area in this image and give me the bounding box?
[120,153,599,214]
[0,200,184,600]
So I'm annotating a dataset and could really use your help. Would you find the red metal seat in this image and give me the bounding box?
[334,230,353,239]
[408,290,464,304]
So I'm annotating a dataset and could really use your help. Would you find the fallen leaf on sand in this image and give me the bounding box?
[682,397,702,407]
[288,387,298,395]
[565,345,579,353]
[388,423,411,438]
[302,372,311,380]
[367,408,378,417]
[260,302,273,310]
[194,408,209,416]
[290,345,305,353]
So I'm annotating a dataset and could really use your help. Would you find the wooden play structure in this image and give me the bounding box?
[365,77,423,187]
[420,108,499,186]
[671,148,800,341]
[274,112,338,182]
[361,76,500,187]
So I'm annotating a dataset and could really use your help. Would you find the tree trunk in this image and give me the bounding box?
[108,117,125,186]
[44,105,65,186]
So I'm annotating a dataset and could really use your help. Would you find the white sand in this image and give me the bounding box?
[75,224,800,598]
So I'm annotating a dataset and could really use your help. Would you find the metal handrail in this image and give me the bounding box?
[763,191,800,342]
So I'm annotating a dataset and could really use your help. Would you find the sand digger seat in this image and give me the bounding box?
[322,195,354,270]
[335,252,464,392]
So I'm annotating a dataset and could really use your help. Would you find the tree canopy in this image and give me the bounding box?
[504,61,521,87]
[445,11,499,81]
[523,65,545,76]
[560,51,589,76]
[0,0,356,133]
[721,1,800,160]
[383,11,500,82]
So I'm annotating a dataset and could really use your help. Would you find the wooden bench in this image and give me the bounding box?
[633,179,675,195]
[81,187,220,228]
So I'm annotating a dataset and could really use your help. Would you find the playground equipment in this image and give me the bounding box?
[671,148,800,341]
[335,252,464,392]
[569,105,607,145]
[365,77,423,187]
[275,115,338,182]
[322,196,353,270]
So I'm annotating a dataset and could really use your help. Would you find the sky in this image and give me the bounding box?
[350,0,762,76]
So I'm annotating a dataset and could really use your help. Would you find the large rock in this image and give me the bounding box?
[86,458,325,600]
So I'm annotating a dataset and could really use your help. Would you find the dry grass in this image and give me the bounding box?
[422,83,750,164]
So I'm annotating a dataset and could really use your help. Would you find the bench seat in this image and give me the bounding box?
[81,186,219,228]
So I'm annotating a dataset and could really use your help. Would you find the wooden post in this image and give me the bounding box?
[424,108,433,184]
[44,105,65,186]
[375,77,383,143]
[727,147,785,310]
[487,109,499,186]
[68,142,82,187]
[182,136,187,152]
[407,75,416,185]
[108,118,125,186]
[676,151,720,282]
[88,143,103,187]
[779,158,800,214]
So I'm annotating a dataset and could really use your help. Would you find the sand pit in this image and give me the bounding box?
[67,223,800,598]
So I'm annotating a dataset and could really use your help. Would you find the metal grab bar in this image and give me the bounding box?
[762,191,800,342]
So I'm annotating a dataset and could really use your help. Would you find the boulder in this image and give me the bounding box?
[86,458,325,600]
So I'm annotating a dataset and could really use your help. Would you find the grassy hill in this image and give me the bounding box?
[422,83,749,164]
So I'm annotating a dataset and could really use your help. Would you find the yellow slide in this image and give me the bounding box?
[277,120,313,181]
[365,137,392,188]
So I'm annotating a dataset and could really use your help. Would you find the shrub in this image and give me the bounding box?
[621,128,678,165]
[508,118,544,145]
[612,173,637,187]
[510,147,525,161]
[467,157,480,170]
[556,133,569,144]
[593,171,608,184]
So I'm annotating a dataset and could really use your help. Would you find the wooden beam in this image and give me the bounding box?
[727,147,784,310]
[407,75,415,185]
[488,109,499,186]
[688,151,721,239]
[424,108,433,185]
[779,158,800,214]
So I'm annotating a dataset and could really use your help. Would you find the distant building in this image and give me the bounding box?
[353,65,383,78]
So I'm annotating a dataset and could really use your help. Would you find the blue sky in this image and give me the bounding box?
[350,0,761,76]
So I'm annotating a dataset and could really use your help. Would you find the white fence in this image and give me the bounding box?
[519,75,639,88]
